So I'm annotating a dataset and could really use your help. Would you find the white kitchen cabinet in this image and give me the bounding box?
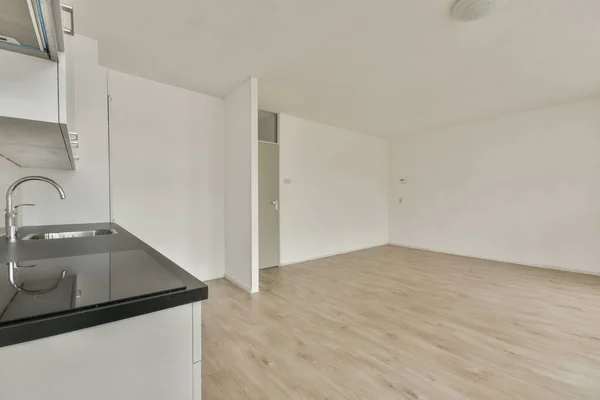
[21,60,111,226]
[0,47,75,169]
[193,301,202,363]
[0,305,195,400]
[193,302,202,400]
[0,51,58,123]
[193,302,202,399]
[194,361,202,400]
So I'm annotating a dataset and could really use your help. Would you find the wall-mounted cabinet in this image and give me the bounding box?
[0,0,64,61]
[0,47,76,170]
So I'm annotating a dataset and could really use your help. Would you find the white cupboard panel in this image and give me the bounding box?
[22,61,110,226]
[193,301,202,363]
[0,49,58,123]
[0,305,194,400]
[194,361,202,400]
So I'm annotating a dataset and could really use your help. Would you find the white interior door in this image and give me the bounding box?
[259,142,280,269]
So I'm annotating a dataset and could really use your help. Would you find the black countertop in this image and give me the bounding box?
[0,222,208,348]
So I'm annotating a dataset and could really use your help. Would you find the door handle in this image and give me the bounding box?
[271,200,279,211]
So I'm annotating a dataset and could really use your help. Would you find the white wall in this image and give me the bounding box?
[0,157,21,229]
[389,97,600,274]
[224,78,259,293]
[279,114,389,265]
[108,71,225,282]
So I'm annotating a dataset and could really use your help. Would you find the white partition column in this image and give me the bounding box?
[224,78,259,293]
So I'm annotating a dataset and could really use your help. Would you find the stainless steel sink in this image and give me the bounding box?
[22,229,117,241]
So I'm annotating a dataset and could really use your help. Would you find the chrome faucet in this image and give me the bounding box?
[4,176,66,242]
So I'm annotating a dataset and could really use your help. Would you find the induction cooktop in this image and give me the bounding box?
[0,250,187,324]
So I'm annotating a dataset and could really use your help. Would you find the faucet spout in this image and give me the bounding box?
[5,176,67,242]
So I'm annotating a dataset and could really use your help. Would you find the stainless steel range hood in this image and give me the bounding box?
[0,0,64,62]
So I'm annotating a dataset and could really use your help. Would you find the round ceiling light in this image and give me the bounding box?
[452,0,508,21]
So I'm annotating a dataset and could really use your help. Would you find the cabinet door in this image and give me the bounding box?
[21,60,110,225]
[193,301,202,363]
[194,362,202,400]
[0,49,58,123]
[58,47,74,131]
[0,48,75,169]
[192,302,202,399]
[0,305,194,400]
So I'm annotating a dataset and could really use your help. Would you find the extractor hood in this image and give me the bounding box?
[0,0,65,61]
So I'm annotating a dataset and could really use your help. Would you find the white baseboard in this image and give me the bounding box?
[280,243,388,266]
[198,273,225,282]
[224,275,254,294]
[388,242,600,277]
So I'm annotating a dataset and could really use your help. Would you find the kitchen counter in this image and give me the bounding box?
[0,222,208,348]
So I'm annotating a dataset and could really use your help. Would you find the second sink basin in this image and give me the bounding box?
[22,229,117,241]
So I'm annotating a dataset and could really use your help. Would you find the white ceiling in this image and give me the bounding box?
[70,0,600,137]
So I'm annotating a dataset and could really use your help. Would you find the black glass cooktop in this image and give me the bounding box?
[0,250,187,324]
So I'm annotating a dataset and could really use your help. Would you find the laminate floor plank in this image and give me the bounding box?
[202,245,600,399]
